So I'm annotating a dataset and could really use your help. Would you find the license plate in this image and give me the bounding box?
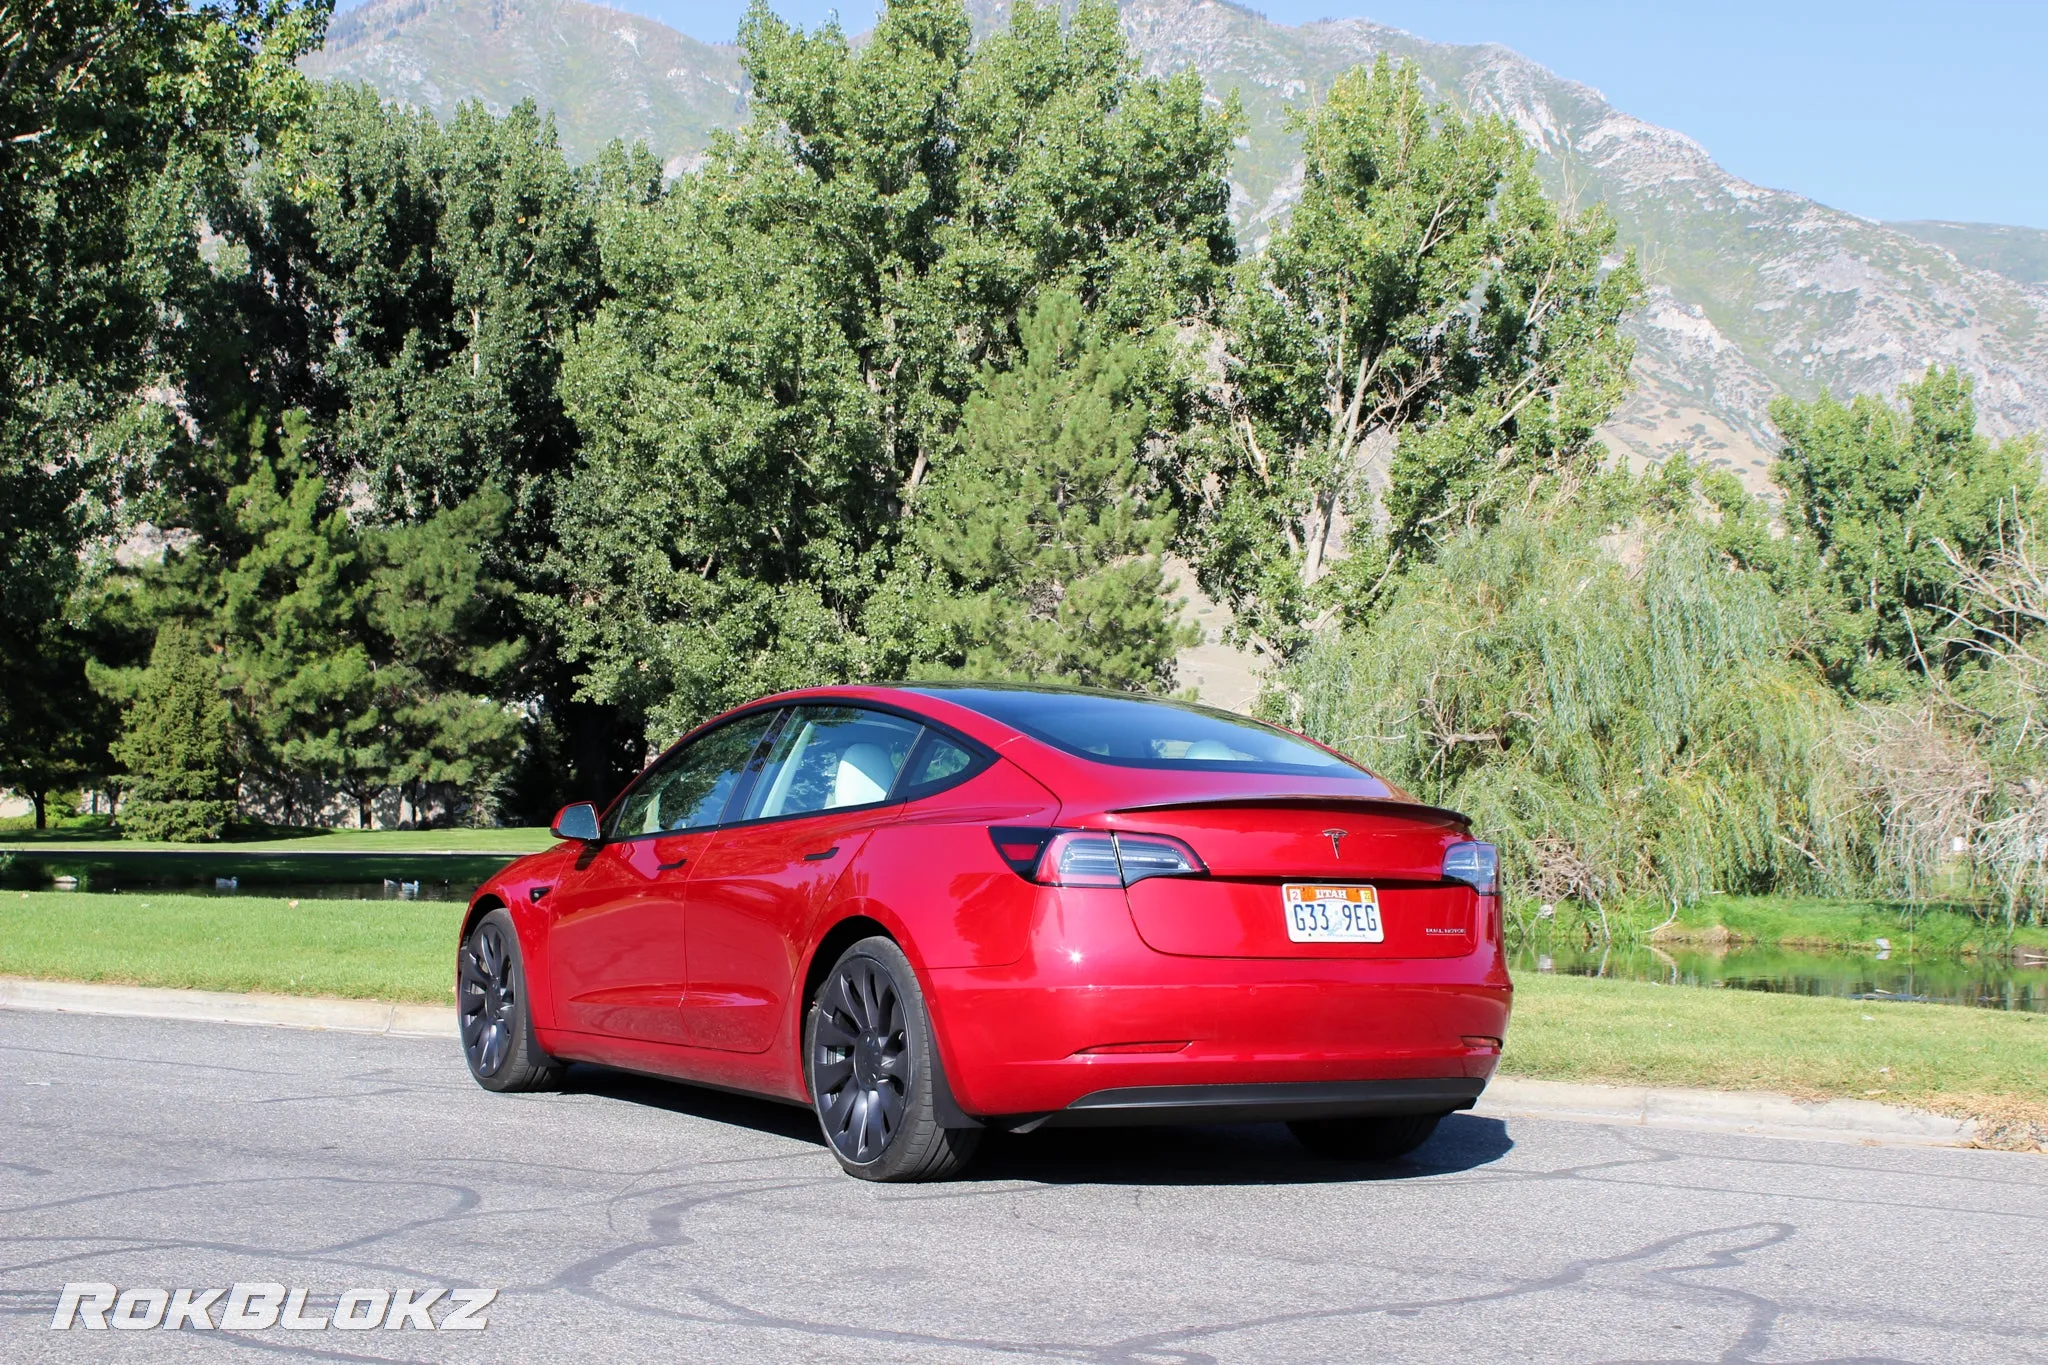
[1282,884,1384,942]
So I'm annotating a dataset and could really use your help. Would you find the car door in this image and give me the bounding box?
[546,709,781,1044]
[678,705,925,1053]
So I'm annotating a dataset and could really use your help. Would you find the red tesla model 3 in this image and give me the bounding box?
[458,684,1510,1181]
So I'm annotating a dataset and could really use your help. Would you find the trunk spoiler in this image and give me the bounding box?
[1106,793,1472,828]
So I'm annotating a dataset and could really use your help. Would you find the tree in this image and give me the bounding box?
[1190,57,1641,662]
[365,487,527,825]
[132,87,609,817]
[213,427,385,825]
[549,0,1237,741]
[1720,366,2045,698]
[111,624,235,841]
[0,624,111,828]
[1279,479,1866,912]
[875,292,1192,688]
[116,410,529,828]
[1,2,331,822]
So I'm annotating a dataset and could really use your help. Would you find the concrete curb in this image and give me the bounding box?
[1477,1076,1978,1148]
[0,977,1992,1149]
[0,976,457,1039]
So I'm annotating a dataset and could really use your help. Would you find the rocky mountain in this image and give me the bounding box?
[308,0,2048,486]
[1889,221,2048,289]
[310,0,744,175]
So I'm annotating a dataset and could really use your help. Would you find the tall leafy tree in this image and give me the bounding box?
[172,85,618,809]
[0,1,330,813]
[1192,56,1642,661]
[550,0,1236,741]
[1712,366,2045,698]
[875,292,1192,688]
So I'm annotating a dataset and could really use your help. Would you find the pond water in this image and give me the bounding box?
[1511,942,2048,1013]
[4,850,505,903]
[39,877,473,902]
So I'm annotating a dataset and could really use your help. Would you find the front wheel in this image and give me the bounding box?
[458,908,563,1093]
[1289,1112,1444,1162]
[805,936,980,1182]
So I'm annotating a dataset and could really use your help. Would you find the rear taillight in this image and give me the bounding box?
[988,827,1206,888]
[1442,840,1499,896]
[1113,834,1205,884]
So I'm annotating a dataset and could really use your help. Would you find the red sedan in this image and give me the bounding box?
[458,684,1511,1181]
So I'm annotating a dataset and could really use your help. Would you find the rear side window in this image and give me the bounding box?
[899,732,989,799]
[920,687,1372,780]
[740,706,922,820]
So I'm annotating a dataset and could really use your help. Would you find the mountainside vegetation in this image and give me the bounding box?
[5,0,2048,933]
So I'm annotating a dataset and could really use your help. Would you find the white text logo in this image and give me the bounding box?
[50,1284,497,1331]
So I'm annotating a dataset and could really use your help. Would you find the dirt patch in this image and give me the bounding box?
[1647,923,1750,949]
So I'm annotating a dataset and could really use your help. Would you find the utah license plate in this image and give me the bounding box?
[1282,884,1384,943]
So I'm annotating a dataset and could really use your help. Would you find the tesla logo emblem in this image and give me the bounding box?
[1323,828,1347,857]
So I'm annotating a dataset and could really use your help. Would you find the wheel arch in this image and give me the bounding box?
[460,893,506,945]
[460,892,560,1031]
[800,914,895,1023]
[795,912,980,1128]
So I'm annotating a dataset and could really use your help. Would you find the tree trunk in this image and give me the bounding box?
[31,789,47,829]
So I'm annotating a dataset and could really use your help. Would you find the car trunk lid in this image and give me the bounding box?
[1104,797,1480,960]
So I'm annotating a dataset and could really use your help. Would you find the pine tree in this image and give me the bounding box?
[112,624,234,842]
[365,486,527,825]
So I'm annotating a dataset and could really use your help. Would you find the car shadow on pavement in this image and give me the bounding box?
[559,1064,827,1146]
[556,1065,1513,1185]
[964,1113,1515,1186]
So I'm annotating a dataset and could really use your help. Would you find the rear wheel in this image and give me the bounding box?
[1289,1113,1444,1162]
[806,936,980,1182]
[458,908,563,1093]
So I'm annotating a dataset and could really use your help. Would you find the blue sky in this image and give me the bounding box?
[555,0,2045,229]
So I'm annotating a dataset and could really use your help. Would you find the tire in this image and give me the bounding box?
[458,908,564,1093]
[1289,1112,1445,1162]
[805,936,980,1182]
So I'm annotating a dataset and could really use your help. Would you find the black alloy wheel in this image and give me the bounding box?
[1288,1112,1445,1162]
[806,936,979,1181]
[458,908,563,1093]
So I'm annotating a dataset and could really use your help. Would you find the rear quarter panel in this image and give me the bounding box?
[828,758,1063,971]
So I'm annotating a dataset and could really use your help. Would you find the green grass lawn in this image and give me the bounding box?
[0,891,458,1002]
[0,826,555,854]
[1505,974,2048,1146]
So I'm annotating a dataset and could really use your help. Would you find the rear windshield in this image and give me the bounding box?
[919,688,1373,779]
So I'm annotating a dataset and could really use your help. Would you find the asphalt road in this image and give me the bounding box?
[2,1010,2044,1364]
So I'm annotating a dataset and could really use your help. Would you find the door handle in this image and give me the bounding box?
[658,857,689,871]
[802,846,839,862]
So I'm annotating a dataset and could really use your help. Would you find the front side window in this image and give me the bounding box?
[739,706,922,821]
[611,710,779,837]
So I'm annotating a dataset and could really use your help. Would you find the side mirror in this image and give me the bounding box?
[550,802,601,843]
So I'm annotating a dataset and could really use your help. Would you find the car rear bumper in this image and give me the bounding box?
[923,887,1513,1120]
